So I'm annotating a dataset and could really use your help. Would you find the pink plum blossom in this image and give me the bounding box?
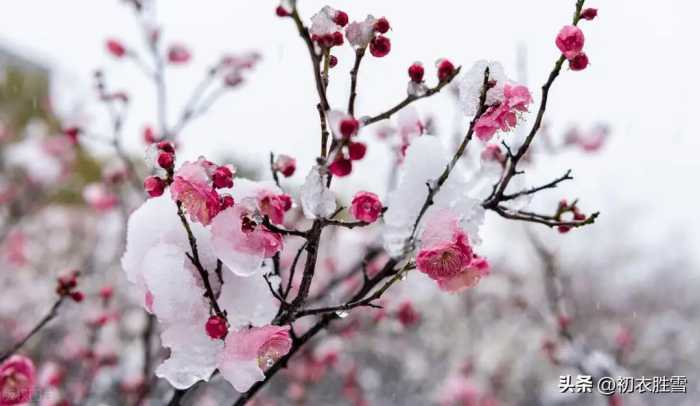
[218,326,291,392]
[257,191,292,225]
[416,210,489,292]
[555,25,585,59]
[170,158,221,225]
[474,82,532,141]
[0,355,36,405]
[211,206,283,276]
[349,191,383,223]
[272,154,296,177]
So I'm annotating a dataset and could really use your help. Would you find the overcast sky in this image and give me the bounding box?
[2,0,699,259]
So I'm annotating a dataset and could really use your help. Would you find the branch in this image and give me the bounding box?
[289,5,330,111]
[492,205,599,229]
[261,216,308,238]
[500,169,573,201]
[0,296,65,363]
[362,66,462,127]
[233,258,400,406]
[283,242,307,300]
[176,202,226,319]
[347,48,366,116]
[407,68,491,244]
[483,0,587,210]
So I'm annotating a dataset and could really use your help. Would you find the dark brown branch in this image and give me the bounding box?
[176,202,226,319]
[407,68,491,243]
[321,219,370,229]
[261,216,308,238]
[0,296,65,363]
[289,6,330,111]
[500,169,573,201]
[347,48,366,116]
[269,152,281,188]
[362,66,462,127]
[283,242,307,300]
[233,258,399,406]
[493,205,599,229]
[483,0,587,210]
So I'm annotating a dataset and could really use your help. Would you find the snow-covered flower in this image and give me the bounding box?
[218,325,292,392]
[0,355,36,405]
[122,195,279,389]
[474,82,532,141]
[170,158,221,225]
[383,137,487,257]
[300,166,336,219]
[211,206,283,276]
[458,60,507,116]
[345,15,377,48]
[327,110,360,139]
[350,191,383,223]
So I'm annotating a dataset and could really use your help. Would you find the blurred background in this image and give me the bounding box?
[0,1,699,405]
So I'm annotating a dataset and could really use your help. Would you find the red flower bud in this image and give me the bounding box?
[437,59,455,82]
[339,118,359,138]
[374,17,390,34]
[348,142,367,161]
[332,31,344,46]
[334,10,349,27]
[205,316,228,339]
[106,39,126,58]
[220,194,235,210]
[212,166,234,189]
[70,291,85,302]
[156,141,175,153]
[328,158,352,177]
[329,55,338,68]
[580,8,598,21]
[369,35,391,58]
[568,52,589,71]
[275,5,290,17]
[408,62,424,83]
[157,152,175,170]
[144,176,166,197]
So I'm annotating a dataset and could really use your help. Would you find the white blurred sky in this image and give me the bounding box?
[1,0,699,257]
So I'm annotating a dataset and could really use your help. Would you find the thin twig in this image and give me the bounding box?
[0,297,65,362]
[362,66,462,127]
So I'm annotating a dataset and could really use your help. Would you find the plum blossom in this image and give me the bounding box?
[170,158,221,225]
[556,25,585,59]
[211,206,283,276]
[300,166,337,219]
[474,83,532,141]
[218,325,292,392]
[122,195,279,389]
[82,183,118,212]
[257,190,292,225]
[209,178,286,275]
[0,355,36,405]
[350,191,383,223]
[458,60,507,116]
[272,154,296,177]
